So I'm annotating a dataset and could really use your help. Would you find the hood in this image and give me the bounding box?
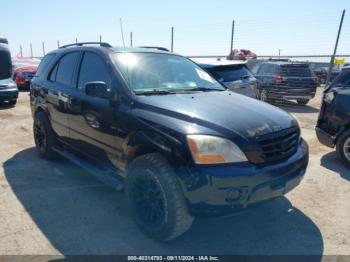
[14,66,37,74]
[134,90,297,139]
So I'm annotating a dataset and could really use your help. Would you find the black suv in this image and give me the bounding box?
[252,61,318,105]
[30,42,309,241]
[316,69,350,167]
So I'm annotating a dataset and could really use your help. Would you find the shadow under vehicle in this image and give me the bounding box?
[3,147,323,256]
[316,69,350,167]
[30,42,308,241]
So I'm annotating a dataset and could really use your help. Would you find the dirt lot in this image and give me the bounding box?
[0,89,349,256]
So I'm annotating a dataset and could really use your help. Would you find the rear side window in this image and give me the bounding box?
[55,52,80,86]
[209,65,252,82]
[35,54,55,78]
[77,52,110,89]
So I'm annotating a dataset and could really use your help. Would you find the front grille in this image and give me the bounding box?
[257,127,300,163]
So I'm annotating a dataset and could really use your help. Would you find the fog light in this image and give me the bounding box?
[225,188,242,202]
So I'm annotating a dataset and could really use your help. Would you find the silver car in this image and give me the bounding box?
[196,59,258,98]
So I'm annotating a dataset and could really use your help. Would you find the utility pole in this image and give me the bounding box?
[57,40,60,48]
[230,20,235,54]
[130,32,133,47]
[42,42,45,56]
[76,38,78,44]
[325,9,346,86]
[171,26,174,52]
[30,43,33,58]
[20,45,23,57]
[278,49,282,57]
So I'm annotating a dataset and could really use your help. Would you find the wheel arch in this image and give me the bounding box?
[123,130,188,168]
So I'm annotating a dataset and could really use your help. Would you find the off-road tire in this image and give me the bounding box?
[33,112,57,159]
[126,153,194,241]
[336,130,350,168]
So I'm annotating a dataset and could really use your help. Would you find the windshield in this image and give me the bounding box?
[208,65,253,82]
[112,53,224,93]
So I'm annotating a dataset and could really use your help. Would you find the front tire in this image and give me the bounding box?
[33,112,57,159]
[336,130,350,168]
[297,99,310,105]
[126,153,193,241]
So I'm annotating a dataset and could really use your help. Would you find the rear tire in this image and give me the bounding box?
[297,99,309,105]
[33,112,57,159]
[126,153,193,241]
[259,89,269,102]
[336,130,350,168]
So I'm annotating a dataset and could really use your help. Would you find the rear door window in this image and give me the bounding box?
[55,52,80,86]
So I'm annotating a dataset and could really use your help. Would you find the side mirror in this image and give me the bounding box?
[85,81,114,99]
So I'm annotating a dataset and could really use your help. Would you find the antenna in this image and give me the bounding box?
[119,18,126,48]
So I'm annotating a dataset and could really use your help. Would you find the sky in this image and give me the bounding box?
[1,0,349,58]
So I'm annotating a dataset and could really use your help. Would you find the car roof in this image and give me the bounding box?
[47,44,176,57]
[194,59,247,68]
[260,61,309,66]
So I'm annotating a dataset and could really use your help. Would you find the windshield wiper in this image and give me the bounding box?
[134,89,177,95]
[180,87,225,92]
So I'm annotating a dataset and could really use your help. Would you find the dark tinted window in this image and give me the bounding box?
[49,63,59,81]
[55,52,80,86]
[208,65,252,82]
[78,52,110,89]
[36,54,55,78]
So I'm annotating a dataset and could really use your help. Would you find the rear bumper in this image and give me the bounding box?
[315,126,335,148]
[265,86,317,100]
[0,88,18,101]
[182,139,309,217]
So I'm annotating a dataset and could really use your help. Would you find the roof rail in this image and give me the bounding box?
[139,46,170,52]
[59,42,112,49]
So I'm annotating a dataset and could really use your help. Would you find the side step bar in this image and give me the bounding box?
[52,146,124,188]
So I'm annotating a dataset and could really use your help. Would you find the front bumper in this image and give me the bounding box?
[315,126,335,148]
[181,139,309,217]
[0,88,19,101]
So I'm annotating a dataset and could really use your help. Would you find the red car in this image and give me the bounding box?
[12,58,40,90]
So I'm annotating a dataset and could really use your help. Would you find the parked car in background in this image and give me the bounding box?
[316,69,350,167]
[197,59,258,98]
[0,37,12,80]
[12,63,38,90]
[12,58,40,90]
[30,42,308,241]
[252,61,318,105]
[0,78,18,105]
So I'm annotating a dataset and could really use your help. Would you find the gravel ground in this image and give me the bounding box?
[0,89,349,256]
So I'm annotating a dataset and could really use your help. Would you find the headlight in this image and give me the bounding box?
[324,92,335,103]
[187,135,248,164]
